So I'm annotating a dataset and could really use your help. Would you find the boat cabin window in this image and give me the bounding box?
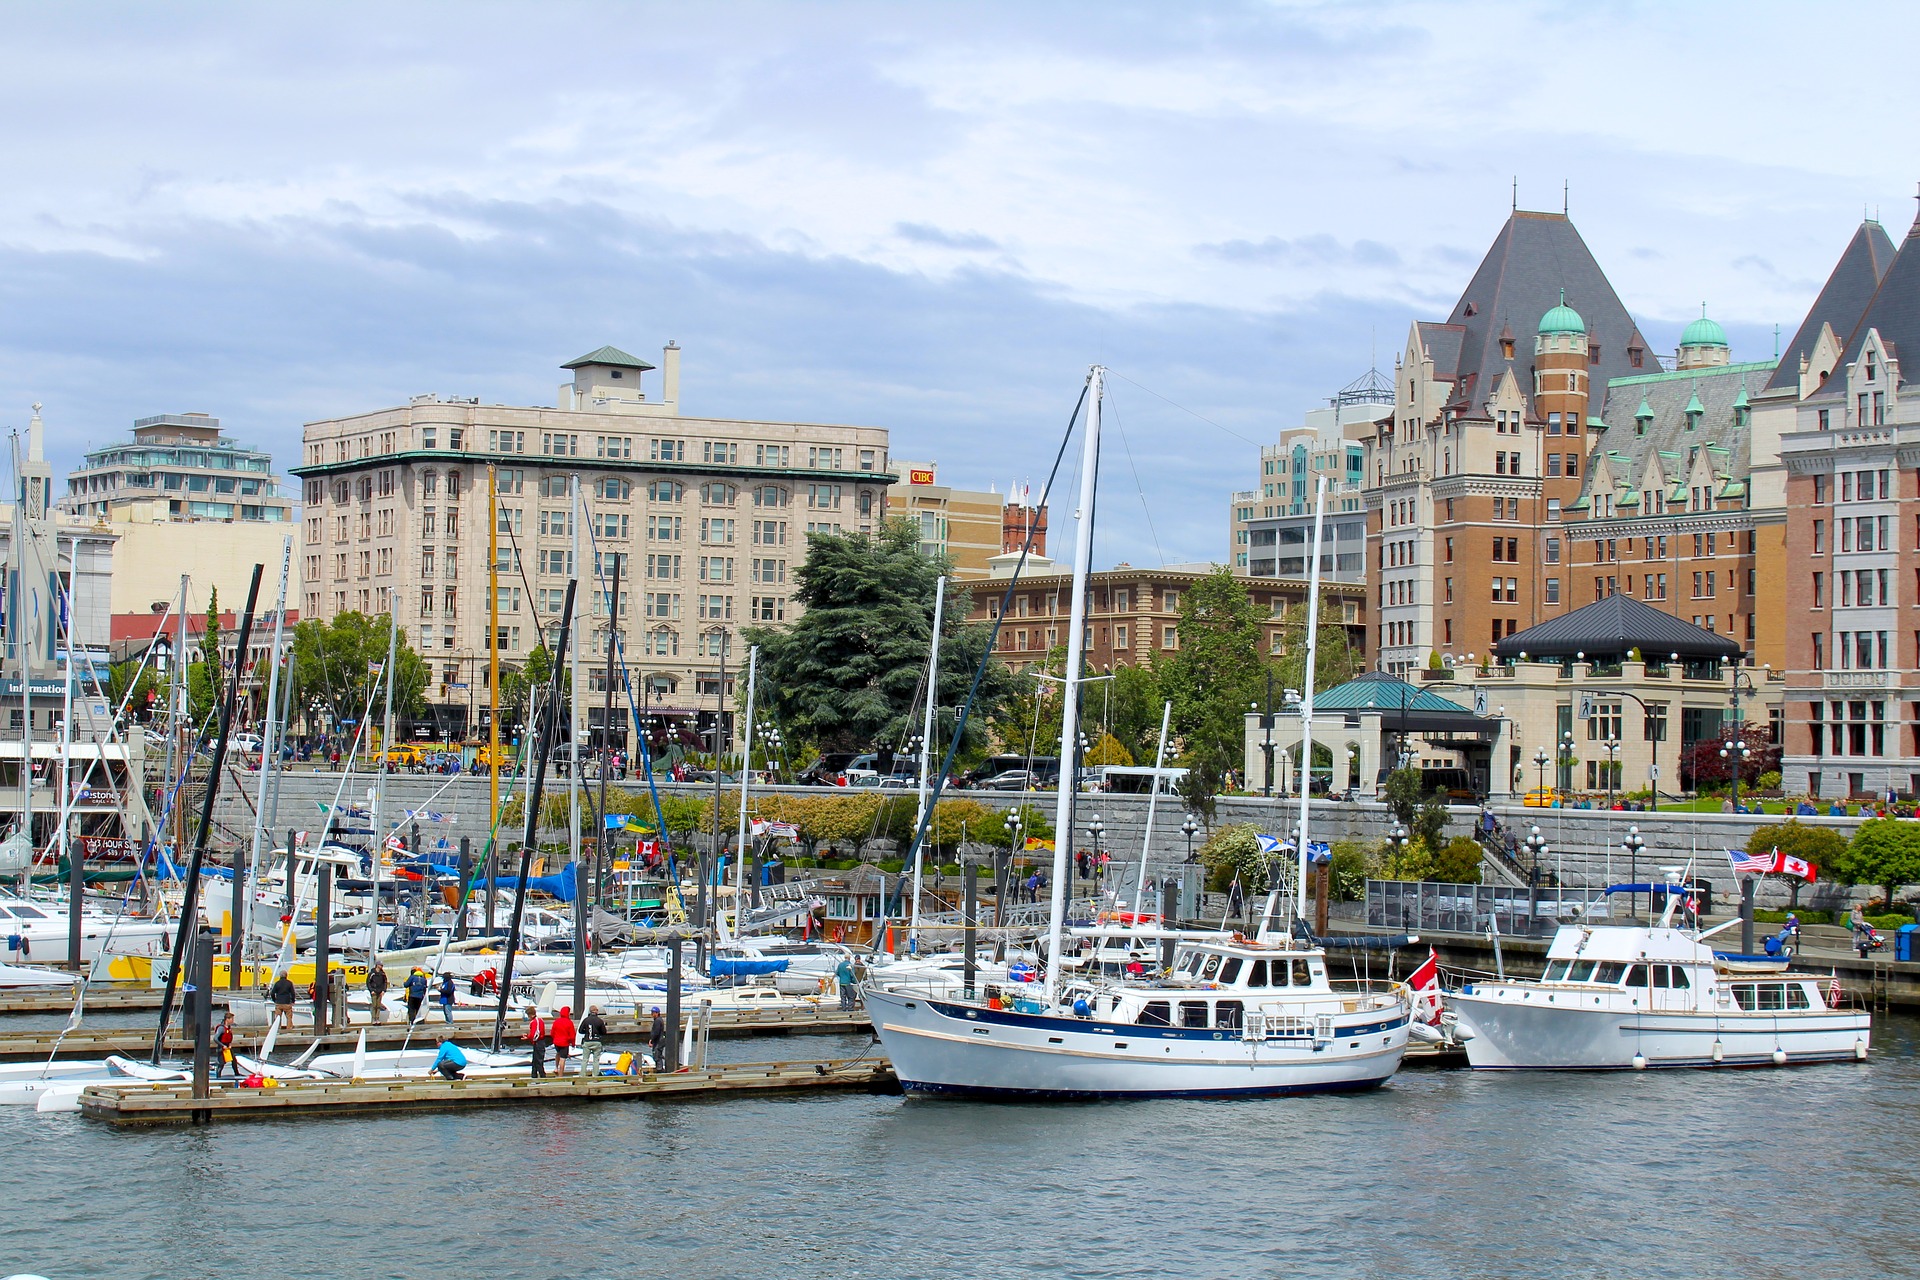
[1246,960,1268,987]
[1200,955,1222,980]
[1730,983,1790,1011]
[1568,960,1597,983]
[12,905,46,919]
[1787,984,1811,1010]
[1621,965,1643,987]
[1292,960,1312,986]
[0,907,13,918]
[1220,958,1243,985]
[1215,1001,1243,1031]
[1137,1001,1171,1027]
[1179,953,1201,975]
[1542,960,1570,981]
[1594,962,1627,985]
[1179,1000,1210,1028]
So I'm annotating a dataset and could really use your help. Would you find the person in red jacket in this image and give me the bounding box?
[550,1006,578,1075]
[523,1004,548,1078]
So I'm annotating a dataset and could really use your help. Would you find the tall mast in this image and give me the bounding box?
[908,576,945,948]
[1131,700,1172,917]
[372,600,397,964]
[732,644,758,926]
[241,534,293,986]
[569,475,583,991]
[1292,475,1329,924]
[488,465,500,837]
[1043,366,1102,1010]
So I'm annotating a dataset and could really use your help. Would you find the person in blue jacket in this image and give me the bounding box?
[437,973,457,1024]
[430,1037,467,1080]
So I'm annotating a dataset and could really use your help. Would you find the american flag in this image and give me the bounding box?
[1726,849,1774,875]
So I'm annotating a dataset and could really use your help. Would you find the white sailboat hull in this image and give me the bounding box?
[864,985,1407,1099]
[1449,992,1873,1069]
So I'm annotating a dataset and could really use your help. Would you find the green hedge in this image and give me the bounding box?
[1868,913,1915,930]
[1753,909,1832,925]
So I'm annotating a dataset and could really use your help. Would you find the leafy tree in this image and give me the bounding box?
[287,611,429,733]
[985,652,1064,761]
[1745,820,1848,907]
[109,658,161,722]
[1085,732,1133,767]
[1161,568,1268,814]
[1198,822,1271,893]
[1835,818,1920,908]
[1681,721,1780,791]
[1382,767,1451,851]
[1268,597,1361,700]
[1103,662,1167,766]
[995,802,1055,851]
[1381,837,1436,882]
[1328,840,1373,901]
[500,645,556,725]
[748,520,1016,755]
[1432,837,1485,884]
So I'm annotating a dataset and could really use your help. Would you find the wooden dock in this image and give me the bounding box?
[0,986,172,1016]
[79,1056,900,1125]
[0,1005,872,1061]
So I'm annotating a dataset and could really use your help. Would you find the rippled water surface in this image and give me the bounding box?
[2,1021,1916,1280]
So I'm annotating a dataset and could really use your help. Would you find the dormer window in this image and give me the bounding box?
[1865,353,1877,381]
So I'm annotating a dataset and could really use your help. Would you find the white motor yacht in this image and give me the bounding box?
[1447,912,1873,1069]
[0,893,168,965]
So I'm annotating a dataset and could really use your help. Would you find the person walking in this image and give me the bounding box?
[579,1006,608,1076]
[403,968,428,1023]
[430,1037,467,1080]
[365,963,389,1024]
[1227,879,1245,921]
[550,1005,578,1075]
[648,1006,666,1069]
[437,973,457,1025]
[524,1005,549,1078]
[269,974,297,1030]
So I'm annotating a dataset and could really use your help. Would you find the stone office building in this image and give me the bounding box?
[293,344,894,744]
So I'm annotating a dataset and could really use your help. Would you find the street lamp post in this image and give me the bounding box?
[1720,735,1752,813]
[1088,813,1104,892]
[1180,813,1200,863]
[1257,670,1276,798]
[1621,825,1646,919]
[1533,748,1550,798]
[1523,824,1548,886]
[1603,737,1620,809]
[1559,731,1577,794]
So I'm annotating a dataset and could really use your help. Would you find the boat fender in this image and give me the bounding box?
[1771,1049,1787,1065]
[1630,1053,1647,1071]
[1710,1040,1723,1065]
[1854,1040,1868,1061]
[1072,998,1091,1018]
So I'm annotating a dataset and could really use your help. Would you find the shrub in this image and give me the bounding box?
[1328,840,1373,902]
[1756,771,1782,791]
[1431,837,1484,884]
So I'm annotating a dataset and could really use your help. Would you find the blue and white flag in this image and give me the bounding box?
[1255,834,1290,857]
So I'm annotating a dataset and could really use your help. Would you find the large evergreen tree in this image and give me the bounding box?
[747,519,1016,755]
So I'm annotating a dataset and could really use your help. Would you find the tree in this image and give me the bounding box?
[1161,568,1268,812]
[1328,840,1373,901]
[1380,837,1436,882]
[1198,823,1272,893]
[1835,818,1920,908]
[1085,732,1133,767]
[288,612,429,734]
[1745,820,1848,907]
[1104,662,1167,766]
[1382,767,1450,851]
[748,520,1016,755]
[187,587,221,725]
[1681,721,1780,791]
[1432,837,1485,884]
[1268,597,1361,699]
[108,658,161,723]
[986,650,1065,762]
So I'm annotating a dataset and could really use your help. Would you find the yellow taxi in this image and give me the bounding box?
[1522,787,1568,808]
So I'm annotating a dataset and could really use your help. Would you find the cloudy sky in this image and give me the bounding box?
[2,1,1914,569]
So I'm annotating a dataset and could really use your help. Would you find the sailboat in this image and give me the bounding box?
[863,368,1413,1098]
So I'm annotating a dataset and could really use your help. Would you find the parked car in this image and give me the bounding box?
[1522,787,1568,808]
[983,770,1042,791]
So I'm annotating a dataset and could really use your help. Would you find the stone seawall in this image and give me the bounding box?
[211,771,1871,908]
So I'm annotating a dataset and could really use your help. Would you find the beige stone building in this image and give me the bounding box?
[292,344,894,742]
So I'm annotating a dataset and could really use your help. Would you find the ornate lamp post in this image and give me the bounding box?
[1533,748,1550,798]
[1180,813,1200,863]
[1603,737,1621,809]
[1559,731,1577,794]
[1720,735,1752,812]
[1523,824,1548,886]
[1088,813,1105,888]
[1621,825,1646,918]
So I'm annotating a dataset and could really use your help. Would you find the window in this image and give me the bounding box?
[1162,625,1178,649]
[1813,573,1824,608]
[702,482,737,505]
[1546,498,1561,521]
[697,556,734,583]
[648,514,682,541]
[750,596,786,622]
[755,444,790,467]
[597,477,632,501]
[808,446,844,470]
[645,592,682,620]
[489,429,525,454]
[1566,453,1579,477]
[1545,577,1560,604]
[752,519,788,546]
[701,517,736,544]
[1444,537,1454,562]
[703,442,737,466]
[541,433,579,457]
[753,485,790,508]
[596,435,631,460]
[649,481,684,503]
[650,439,686,463]
[807,483,841,510]
[646,553,681,579]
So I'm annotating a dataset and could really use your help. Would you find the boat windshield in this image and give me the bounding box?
[1542,960,1569,981]
[1567,960,1597,982]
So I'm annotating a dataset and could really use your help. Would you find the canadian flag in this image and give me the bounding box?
[1407,948,1443,1026]
[1771,850,1818,882]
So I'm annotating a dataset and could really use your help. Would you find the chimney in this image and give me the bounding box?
[661,342,680,412]
[27,402,43,462]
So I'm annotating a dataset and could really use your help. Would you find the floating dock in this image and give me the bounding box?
[0,1005,870,1061]
[79,1056,900,1125]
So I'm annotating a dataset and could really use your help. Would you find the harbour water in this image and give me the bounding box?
[3,1021,1916,1279]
